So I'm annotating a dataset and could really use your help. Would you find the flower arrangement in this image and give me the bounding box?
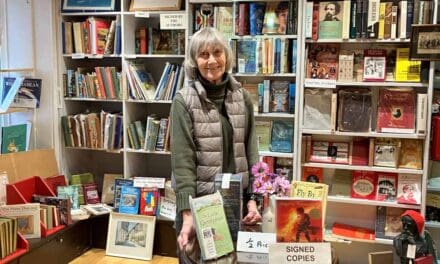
[251,161,291,196]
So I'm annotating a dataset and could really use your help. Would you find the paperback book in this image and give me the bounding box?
[118,185,140,214]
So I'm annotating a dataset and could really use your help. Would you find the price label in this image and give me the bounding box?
[304,78,336,88]
[71,53,85,59]
[160,13,187,29]
[406,244,416,259]
[237,231,276,254]
[133,177,165,188]
[221,173,231,189]
[135,11,150,18]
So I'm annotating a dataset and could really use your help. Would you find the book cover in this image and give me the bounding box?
[376,88,415,133]
[118,185,140,214]
[270,120,293,153]
[237,3,250,36]
[373,138,401,167]
[330,169,352,197]
[189,191,234,260]
[83,183,100,204]
[214,174,242,242]
[0,77,24,112]
[301,167,324,183]
[0,203,41,239]
[338,50,354,82]
[32,195,72,226]
[139,187,160,216]
[10,78,42,108]
[303,88,332,130]
[275,197,323,242]
[270,81,289,113]
[307,44,339,79]
[331,222,375,242]
[101,173,123,204]
[395,48,421,82]
[114,178,134,211]
[337,88,372,132]
[363,49,387,81]
[1,123,30,154]
[398,139,423,169]
[351,171,377,200]
[215,6,234,39]
[57,185,80,210]
[375,172,397,201]
[350,138,370,166]
[237,40,257,74]
[249,2,266,35]
[375,206,404,239]
[262,2,289,34]
[396,174,421,205]
[318,1,344,39]
[70,172,95,185]
[309,141,350,164]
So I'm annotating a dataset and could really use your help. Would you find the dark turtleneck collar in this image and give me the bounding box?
[197,72,229,99]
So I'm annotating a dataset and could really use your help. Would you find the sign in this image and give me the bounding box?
[135,11,150,18]
[236,252,268,264]
[269,243,332,264]
[133,177,165,188]
[237,231,276,254]
[158,197,176,220]
[160,13,187,29]
[71,53,85,59]
[304,78,336,89]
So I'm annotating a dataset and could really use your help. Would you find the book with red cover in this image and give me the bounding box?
[414,255,434,264]
[431,116,440,160]
[376,88,415,133]
[363,49,387,82]
[350,139,369,166]
[307,43,339,79]
[331,222,375,242]
[139,187,160,216]
[375,172,398,201]
[44,175,67,195]
[302,167,324,183]
[275,197,323,242]
[351,171,377,200]
[83,183,100,204]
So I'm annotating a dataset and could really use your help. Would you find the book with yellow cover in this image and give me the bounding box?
[395,48,421,82]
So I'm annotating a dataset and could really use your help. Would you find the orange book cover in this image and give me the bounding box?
[301,167,323,183]
[275,198,323,242]
[332,222,375,242]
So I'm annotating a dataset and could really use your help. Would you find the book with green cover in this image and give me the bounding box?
[189,191,233,260]
[1,123,30,154]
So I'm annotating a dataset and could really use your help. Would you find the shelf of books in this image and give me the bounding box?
[298,0,436,257]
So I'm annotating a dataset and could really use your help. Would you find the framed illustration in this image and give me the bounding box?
[410,24,440,61]
[106,212,156,260]
[62,0,116,11]
[129,0,182,11]
[82,203,113,215]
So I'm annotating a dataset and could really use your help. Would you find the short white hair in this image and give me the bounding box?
[184,27,233,80]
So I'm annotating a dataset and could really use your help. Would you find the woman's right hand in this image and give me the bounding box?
[178,210,195,250]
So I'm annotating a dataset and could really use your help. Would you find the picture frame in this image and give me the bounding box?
[129,0,182,11]
[62,0,116,11]
[82,203,113,215]
[106,212,156,260]
[410,24,440,61]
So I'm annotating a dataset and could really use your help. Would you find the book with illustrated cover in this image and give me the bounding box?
[331,222,375,242]
[301,167,323,183]
[83,183,100,204]
[0,77,24,113]
[376,88,415,133]
[32,195,72,226]
[303,88,332,130]
[139,187,160,216]
[57,185,80,210]
[275,197,323,242]
[237,40,257,74]
[0,203,40,239]
[351,171,377,200]
[318,1,344,39]
[249,2,266,35]
[309,141,349,164]
[337,88,372,132]
[214,174,242,242]
[194,4,214,32]
[189,191,233,260]
[118,185,140,214]
[270,81,289,113]
[10,78,42,108]
[375,172,397,202]
[114,178,134,211]
[396,174,421,205]
[101,173,123,204]
[330,169,352,197]
[373,138,401,168]
[215,6,234,39]
[363,49,386,82]
[375,206,404,239]
[270,120,293,153]
[398,139,423,170]
[1,123,31,154]
[307,44,339,79]
[262,2,289,35]
[395,48,421,82]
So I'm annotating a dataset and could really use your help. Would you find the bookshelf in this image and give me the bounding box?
[297,0,439,262]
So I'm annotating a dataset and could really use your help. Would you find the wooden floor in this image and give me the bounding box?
[69,248,179,264]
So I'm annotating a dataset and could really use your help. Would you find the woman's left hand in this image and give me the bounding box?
[242,200,261,225]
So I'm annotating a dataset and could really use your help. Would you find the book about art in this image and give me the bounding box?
[275,197,323,242]
[0,203,41,239]
[309,141,349,164]
[375,206,404,239]
[10,78,42,108]
[118,185,140,214]
[375,172,398,202]
[189,191,234,260]
[377,88,415,133]
[396,174,421,205]
[139,187,160,216]
[57,185,80,210]
[351,171,377,200]
[363,49,387,82]
[307,44,339,79]
[114,178,134,211]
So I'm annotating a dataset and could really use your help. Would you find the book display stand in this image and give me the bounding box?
[6,176,66,237]
[0,233,30,264]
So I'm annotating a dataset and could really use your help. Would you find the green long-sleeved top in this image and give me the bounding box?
[170,74,259,214]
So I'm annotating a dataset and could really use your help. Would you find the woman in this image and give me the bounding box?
[170,27,261,254]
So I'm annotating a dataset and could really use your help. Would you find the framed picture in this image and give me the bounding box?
[129,0,181,11]
[82,203,113,215]
[410,24,440,61]
[62,0,116,11]
[106,212,156,260]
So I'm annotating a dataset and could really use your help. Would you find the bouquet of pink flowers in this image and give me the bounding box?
[251,161,291,196]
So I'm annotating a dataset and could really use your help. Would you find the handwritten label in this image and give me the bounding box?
[133,177,165,188]
[304,78,336,88]
[159,197,176,220]
[269,243,332,264]
[71,53,85,59]
[236,252,268,264]
[135,11,150,18]
[222,173,231,189]
[160,13,187,29]
[237,231,276,253]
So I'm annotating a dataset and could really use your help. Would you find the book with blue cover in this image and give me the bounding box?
[249,2,266,35]
[237,40,257,73]
[10,78,42,108]
[270,120,293,153]
[114,178,134,211]
[118,186,140,214]
[0,77,24,112]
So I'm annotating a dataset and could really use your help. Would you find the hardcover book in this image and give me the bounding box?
[301,167,323,183]
[375,172,398,201]
[32,195,72,226]
[139,187,160,216]
[318,1,344,39]
[114,178,134,211]
[363,49,386,82]
[189,191,234,260]
[0,203,41,239]
[249,2,266,35]
[275,197,323,242]
[118,185,140,214]
[376,88,415,133]
[1,123,31,154]
[309,141,349,164]
[57,185,80,210]
[337,88,372,132]
[262,2,289,34]
[214,173,242,241]
[373,138,401,167]
[395,48,421,82]
[101,173,123,204]
[375,206,404,239]
[330,169,352,197]
[396,174,421,205]
[10,78,42,108]
[307,44,339,79]
[398,139,423,170]
[331,222,375,242]
[351,171,377,200]
[270,120,293,153]
[270,81,289,113]
[215,6,234,39]
[83,183,100,204]
[237,40,257,74]
[303,88,332,130]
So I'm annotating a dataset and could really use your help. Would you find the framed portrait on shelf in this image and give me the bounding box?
[62,0,116,11]
[106,212,156,260]
[410,24,440,61]
[129,0,182,11]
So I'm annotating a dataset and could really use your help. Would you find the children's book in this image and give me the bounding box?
[1,123,31,154]
[0,203,41,239]
[189,191,233,260]
[118,185,140,214]
[114,178,134,211]
[375,172,398,201]
[139,187,160,216]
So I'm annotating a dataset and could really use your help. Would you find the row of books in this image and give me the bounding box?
[303,137,423,169]
[256,120,294,153]
[194,4,234,39]
[134,27,185,55]
[127,62,184,101]
[61,17,121,55]
[127,116,170,152]
[246,80,295,114]
[0,215,17,259]
[64,67,122,99]
[305,0,432,40]
[303,88,427,135]
[61,111,123,150]
[231,38,297,74]
[307,45,422,82]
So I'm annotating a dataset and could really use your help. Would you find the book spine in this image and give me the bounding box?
[406,0,414,38]
[330,92,338,132]
[391,4,398,39]
[378,2,386,39]
[305,1,313,38]
[398,1,408,39]
[263,80,270,113]
[416,93,427,134]
[356,0,363,38]
[342,0,351,39]
[312,2,320,40]
[367,0,380,38]
[350,0,357,38]
[361,0,369,38]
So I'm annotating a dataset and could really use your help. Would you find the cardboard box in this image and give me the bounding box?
[0,149,59,183]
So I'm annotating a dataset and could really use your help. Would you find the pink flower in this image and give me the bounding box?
[252,177,265,194]
[251,161,291,196]
[251,161,269,178]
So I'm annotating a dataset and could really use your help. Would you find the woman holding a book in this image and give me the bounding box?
[170,27,260,256]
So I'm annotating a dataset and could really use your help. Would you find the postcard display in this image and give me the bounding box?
[298,0,436,263]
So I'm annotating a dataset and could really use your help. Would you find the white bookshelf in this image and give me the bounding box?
[302,129,426,139]
[303,163,424,175]
[327,196,421,210]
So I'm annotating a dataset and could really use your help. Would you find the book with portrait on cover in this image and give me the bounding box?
[189,191,233,260]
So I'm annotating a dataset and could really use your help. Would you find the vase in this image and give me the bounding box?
[261,194,276,233]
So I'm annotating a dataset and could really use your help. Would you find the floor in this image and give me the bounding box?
[69,248,179,264]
